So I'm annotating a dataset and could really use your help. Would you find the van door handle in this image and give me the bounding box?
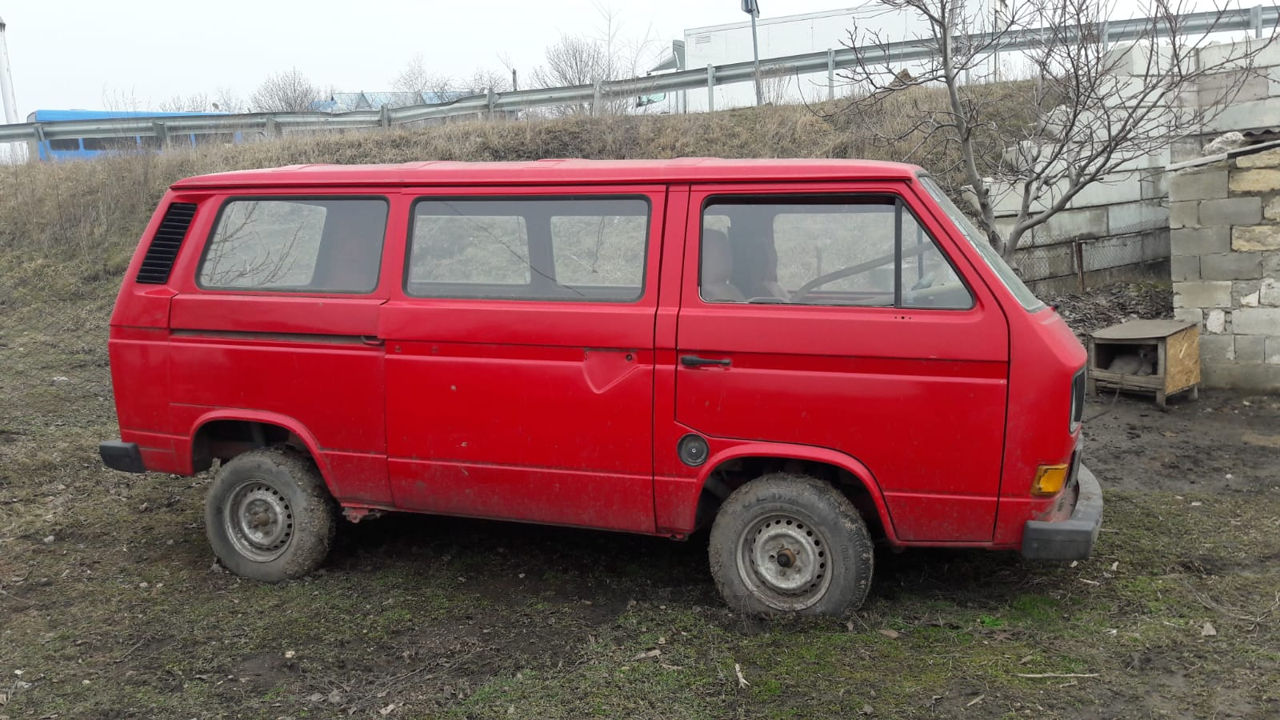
[360,335,385,346]
[680,355,731,368]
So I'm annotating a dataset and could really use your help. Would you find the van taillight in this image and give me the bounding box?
[135,202,198,284]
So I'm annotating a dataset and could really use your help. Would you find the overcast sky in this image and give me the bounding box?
[0,0,1244,118]
[1,1,861,116]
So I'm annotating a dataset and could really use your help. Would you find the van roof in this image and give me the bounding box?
[170,158,920,189]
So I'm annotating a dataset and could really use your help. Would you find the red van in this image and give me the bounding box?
[100,159,1101,615]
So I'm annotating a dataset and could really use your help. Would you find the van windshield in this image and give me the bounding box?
[918,175,1045,312]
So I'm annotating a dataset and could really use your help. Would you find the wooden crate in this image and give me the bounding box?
[1088,319,1200,408]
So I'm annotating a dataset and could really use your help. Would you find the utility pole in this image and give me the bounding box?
[0,16,19,125]
[0,15,26,163]
[742,0,763,106]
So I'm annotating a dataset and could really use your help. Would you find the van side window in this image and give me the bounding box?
[700,197,972,309]
[406,197,649,301]
[198,198,388,293]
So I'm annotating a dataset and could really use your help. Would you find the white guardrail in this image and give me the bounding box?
[0,6,1276,154]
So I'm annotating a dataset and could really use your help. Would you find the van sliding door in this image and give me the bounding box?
[380,186,666,533]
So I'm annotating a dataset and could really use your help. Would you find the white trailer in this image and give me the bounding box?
[669,3,1001,113]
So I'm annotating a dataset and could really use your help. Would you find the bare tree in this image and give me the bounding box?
[393,54,456,99]
[213,87,247,113]
[467,67,511,95]
[839,0,1277,257]
[530,3,663,115]
[157,93,211,112]
[251,69,323,113]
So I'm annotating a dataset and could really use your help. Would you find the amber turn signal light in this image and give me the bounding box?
[1032,464,1069,496]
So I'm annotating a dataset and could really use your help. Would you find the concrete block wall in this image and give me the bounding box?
[1169,150,1280,390]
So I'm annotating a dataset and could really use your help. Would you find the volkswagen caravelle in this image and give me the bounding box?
[100,159,1102,615]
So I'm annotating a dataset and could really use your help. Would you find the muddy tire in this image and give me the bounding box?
[205,447,335,582]
[709,473,873,616]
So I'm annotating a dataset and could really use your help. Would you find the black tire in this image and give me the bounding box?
[205,447,336,582]
[709,473,874,616]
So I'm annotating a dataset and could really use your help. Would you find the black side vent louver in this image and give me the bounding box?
[135,202,198,284]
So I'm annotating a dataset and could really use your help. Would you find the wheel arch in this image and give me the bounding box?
[187,409,330,484]
[692,442,900,545]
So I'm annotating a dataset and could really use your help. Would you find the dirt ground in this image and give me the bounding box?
[2,281,1279,719]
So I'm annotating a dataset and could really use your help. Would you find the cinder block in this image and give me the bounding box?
[1068,172,1143,208]
[1199,196,1262,227]
[1199,68,1271,104]
[1108,202,1168,235]
[1229,169,1280,194]
[1206,98,1280,133]
[1236,335,1267,363]
[1261,277,1280,306]
[1264,197,1280,221]
[1235,279,1262,307]
[1234,307,1280,335]
[1170,255,1200,281]
[1141,169,1168,200]
[1173,307,1203,326]
[1041,207,1107,242]
[1169,169,1228,201]
[1233,225,1280,251]
[1200,334,1235,362]
[1202,362,1280,390]
[1169,200,1198,229]
[1206,309,1227,334]
[1236,146,1280,169]
[1266,336,1280,365]
[1201,252,1263,280]
[1173,280,1233,308]
[1264,251,1280,277]
[1171,227,1231,256]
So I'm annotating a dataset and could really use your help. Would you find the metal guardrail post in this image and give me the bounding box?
[152,121,168,149]
[1253,4,1263,38]
[592,81,602,116]
[264,117,280,138]
[379,106,390,128]
[31,123,46,161]
[827,49,836,101]
[487,87,496,118]
[707,64,716,112]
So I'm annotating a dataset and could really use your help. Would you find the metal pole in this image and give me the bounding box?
[707,64,715,112]
[827,48,835,101]
[1253,4,1263,38]
[0,15,27,163]
[750,13,763,105]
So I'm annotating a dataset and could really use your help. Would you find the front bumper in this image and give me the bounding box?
[1020,465,1103,560]
[100,440,146,474]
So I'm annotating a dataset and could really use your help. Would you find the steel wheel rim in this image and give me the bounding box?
[736,512,832,611]
[224,481,294,562]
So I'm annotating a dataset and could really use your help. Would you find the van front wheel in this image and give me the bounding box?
[205,447,335,582]
[709,474,873,616]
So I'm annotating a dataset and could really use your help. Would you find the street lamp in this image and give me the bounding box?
[742,0,763,106]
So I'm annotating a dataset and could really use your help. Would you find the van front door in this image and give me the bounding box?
[380,187,666,533]
[674,184,1010,542]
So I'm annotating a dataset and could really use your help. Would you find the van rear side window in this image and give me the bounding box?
[198,198,388,293]
[406,197,649,302]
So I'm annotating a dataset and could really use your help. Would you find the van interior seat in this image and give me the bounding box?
[701,229,747,302]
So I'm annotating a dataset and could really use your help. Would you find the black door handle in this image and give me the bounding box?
[680,355,731,368]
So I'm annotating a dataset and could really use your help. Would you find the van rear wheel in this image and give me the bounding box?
[709,473,873,616]
[205,447,335,582]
